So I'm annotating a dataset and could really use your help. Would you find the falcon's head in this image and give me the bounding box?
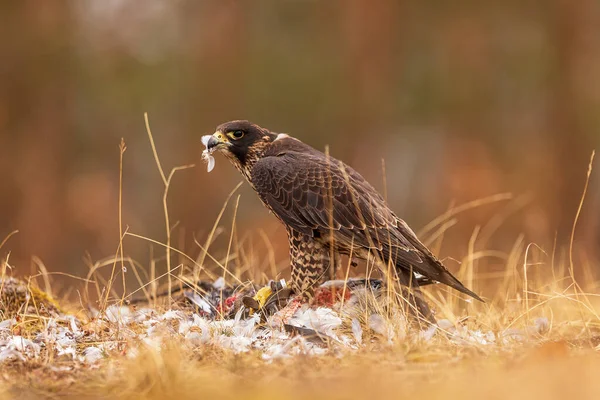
[204,120,277,172]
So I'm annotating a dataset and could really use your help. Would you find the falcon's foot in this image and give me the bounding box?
[241,280,294,322]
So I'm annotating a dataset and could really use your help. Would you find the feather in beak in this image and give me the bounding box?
[201,135,216,172]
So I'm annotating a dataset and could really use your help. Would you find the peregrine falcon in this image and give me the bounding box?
[202,120,482,322]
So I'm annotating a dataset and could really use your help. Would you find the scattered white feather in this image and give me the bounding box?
[184,292,213,315]
[0,336,41,362]
[215,335,253,354]
[0,279,544,365]
[368,314,395,342]
[104,305,133,324]
[161,310,185,321]
[0,319,15,331]
[212,277,225,290]
[419,325,437,341]
[288,308,342,337]
[437,319,455,331]
[9,336,41,353]
[68,316,80,334]
[57,345,77,359]
[82,346,103,364]
[0,347,26,362]
[533,317,549,334]
[351,318,363,345]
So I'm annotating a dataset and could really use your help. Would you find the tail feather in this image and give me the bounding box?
[433,267,484,302]
[392,219,484,302]
[400,254,484,302]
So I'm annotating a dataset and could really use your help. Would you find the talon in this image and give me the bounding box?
[253,285,273,309]
[244,280,294,320]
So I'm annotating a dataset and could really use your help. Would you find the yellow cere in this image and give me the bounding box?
[214,131,229,142]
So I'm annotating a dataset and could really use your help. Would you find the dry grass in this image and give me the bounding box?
[0,119,597,399]
[2,289,600,400]
[64,346,600,400]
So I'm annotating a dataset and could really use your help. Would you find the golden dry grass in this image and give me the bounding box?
[2,245,599,400]
[4,312,599,400]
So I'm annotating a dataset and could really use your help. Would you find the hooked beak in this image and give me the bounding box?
[206,131,230,152]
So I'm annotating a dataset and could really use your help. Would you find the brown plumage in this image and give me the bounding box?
[204,120,482,321]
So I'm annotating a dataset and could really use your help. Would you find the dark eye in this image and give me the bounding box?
[231,130,245,139]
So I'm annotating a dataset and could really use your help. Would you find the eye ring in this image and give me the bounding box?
[229,130,245,140]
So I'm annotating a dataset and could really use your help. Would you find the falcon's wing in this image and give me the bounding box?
[251,149,416,253]
[251,146,483,301]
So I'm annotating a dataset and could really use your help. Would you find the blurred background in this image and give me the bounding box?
[1,1,599,295]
